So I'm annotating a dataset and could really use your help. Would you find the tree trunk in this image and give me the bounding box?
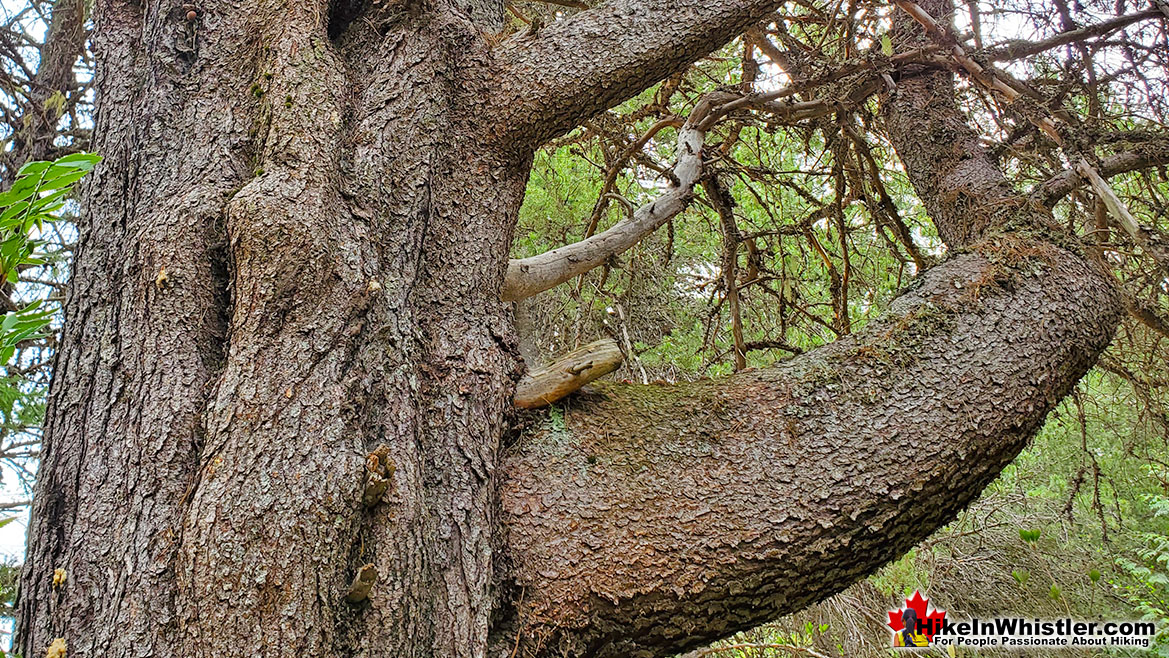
[19,2,527,656]
[16,0,1121,657]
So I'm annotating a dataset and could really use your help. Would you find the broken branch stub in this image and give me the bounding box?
[514,339,625,409]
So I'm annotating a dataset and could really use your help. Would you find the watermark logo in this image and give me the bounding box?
[885,590,1156,650]
[887,590,947,647]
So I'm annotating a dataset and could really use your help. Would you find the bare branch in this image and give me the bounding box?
[502,98,713,301]
[893,0,1064,143]
[501,241,1121,656]
[984,9,1164,62]
[1077,159,1169,275]
[502,74,893,302]
[1036,139,1169,206]
[6,0,88,179]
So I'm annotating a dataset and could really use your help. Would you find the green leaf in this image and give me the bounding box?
[1,184,37,209]
[50,152,101,169]
[1012,569,1030,586]
[16,161,50,177]
[0,153,98,365]
[37,169,89,192]
[0,200,32,226]
[881,34,894,56]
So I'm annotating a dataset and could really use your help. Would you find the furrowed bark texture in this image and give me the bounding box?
[18,0,1123,656]
[21,1,527,656]
[18,0,252,652]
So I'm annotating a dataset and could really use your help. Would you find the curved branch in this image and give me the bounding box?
[502,81,879,302]
[499,237,1120,656]
[502,100,711,301]
[489,0,784,149]
[494,1,1128,655]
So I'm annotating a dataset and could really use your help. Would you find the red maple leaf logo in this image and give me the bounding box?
[887,590,947,642]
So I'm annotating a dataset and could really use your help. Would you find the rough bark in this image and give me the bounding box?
[20,2,526,656]
[18,0,251,653]
[497,240,1118,657]
[490,0,785,148]
[17,0,1123,657]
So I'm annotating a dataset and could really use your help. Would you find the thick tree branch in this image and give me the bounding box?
[883,0,1038,248]
[489,0,784,149]
[894,0,1064,144]
[500,238,1121,656]
[493,1,1128,654]
[514,338,625,408]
